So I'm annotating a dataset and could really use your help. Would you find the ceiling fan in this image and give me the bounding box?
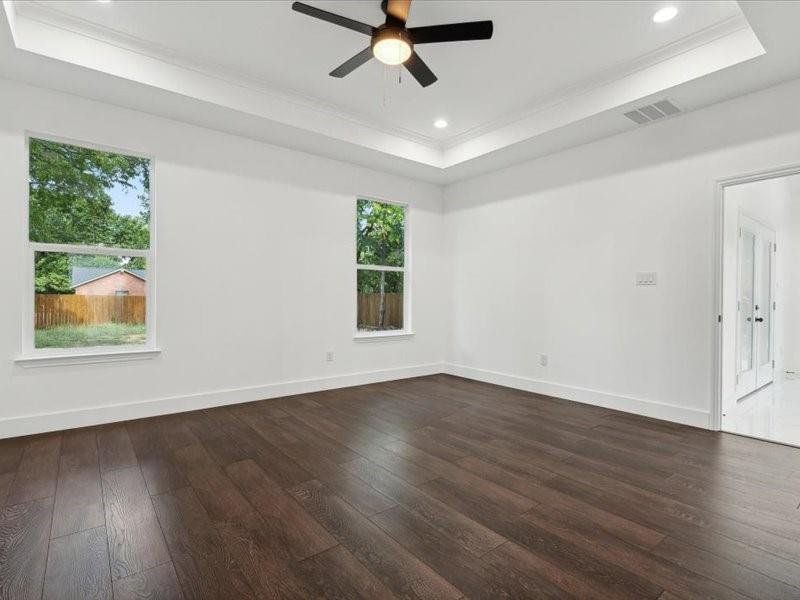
[291,0,493,87]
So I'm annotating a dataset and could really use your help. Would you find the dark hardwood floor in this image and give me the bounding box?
[1,374,799,599]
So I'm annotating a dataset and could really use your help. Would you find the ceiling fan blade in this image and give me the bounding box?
[329,47,373,78]
[408,21,493,44]
[384,0,412,25]
[404,51,437,87]
[292,2,375,36]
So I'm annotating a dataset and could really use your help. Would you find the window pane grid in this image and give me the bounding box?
[357,269,404,332]
[356,198,405,268]
[31,242,150,258]
[27,137,153,353]
[34,251,148,348]
[28,137,151,249]
[356,198,407,333]
[355,263,405,272]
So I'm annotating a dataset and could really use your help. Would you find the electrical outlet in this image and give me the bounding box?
[636,272,657,286]
[326,351,334,362]
[538,354,548,367]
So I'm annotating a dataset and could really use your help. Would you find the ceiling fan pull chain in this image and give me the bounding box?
[382,65,389,108]
[383,65,392,109]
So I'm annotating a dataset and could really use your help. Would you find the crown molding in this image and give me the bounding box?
[13,1,756,157]
[1,0,771,180]
[1,0,16,43]
[6,2,444,167]
[441,19,764,168]
[442,14,753,149]
[14,0,441,150]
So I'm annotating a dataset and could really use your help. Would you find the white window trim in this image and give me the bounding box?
[354,196,413,340]
[14,348,162,368]
[16,132,159,366]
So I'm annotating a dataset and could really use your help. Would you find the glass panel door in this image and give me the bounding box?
[756,240,772,368]
[736,215,776,399]
[737,230,755,375]
[755,231,776,388]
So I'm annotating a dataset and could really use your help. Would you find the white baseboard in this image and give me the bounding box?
[1,360,711,438]
[0,362,444,439]
[444,362,710,429]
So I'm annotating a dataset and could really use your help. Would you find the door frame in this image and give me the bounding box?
[712,162,800,432]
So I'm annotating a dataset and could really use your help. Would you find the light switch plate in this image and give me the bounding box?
[636,272,657,286]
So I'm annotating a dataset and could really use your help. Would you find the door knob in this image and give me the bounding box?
[755,317,764,322]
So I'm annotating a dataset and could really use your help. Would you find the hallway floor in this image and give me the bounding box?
[724,377,800,447]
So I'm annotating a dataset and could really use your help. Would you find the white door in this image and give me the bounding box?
[736,215,776,399]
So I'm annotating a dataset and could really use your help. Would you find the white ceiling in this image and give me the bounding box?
[10,0,743,143]
[1,1,799,183]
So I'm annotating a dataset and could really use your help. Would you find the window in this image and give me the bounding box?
[25,136,154,355]
[356,198,409,335]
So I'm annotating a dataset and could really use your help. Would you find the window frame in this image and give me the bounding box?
[354,196,413,340]
[18,132,159,364]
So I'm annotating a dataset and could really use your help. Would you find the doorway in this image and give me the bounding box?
[718,169,800,447]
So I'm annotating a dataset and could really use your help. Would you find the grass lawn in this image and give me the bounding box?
[35,322,146,348]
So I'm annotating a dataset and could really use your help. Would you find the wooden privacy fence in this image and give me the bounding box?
[35,294,145,328]
[357,293,403,330]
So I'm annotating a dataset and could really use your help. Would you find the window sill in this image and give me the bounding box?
[354,331,415,341]
[14,348,162,368]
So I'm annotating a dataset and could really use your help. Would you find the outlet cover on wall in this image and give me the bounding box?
[636,272,657,286]
[326,351,334,362]
[538,354,548,367]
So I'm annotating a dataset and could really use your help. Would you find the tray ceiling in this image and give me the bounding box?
[2,1,796,183]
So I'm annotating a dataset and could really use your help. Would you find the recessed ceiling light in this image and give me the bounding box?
[652,6,678,23]
[434,119,448,129]
[97,0,112,3]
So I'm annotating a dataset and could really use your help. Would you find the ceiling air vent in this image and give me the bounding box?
[624,99,681,125]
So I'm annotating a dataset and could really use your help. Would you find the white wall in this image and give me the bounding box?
[7,75,800,438]
[443,78,800,428]
[0,79,446,437]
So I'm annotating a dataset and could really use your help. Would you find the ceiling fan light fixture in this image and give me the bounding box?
[372,28,412,65]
